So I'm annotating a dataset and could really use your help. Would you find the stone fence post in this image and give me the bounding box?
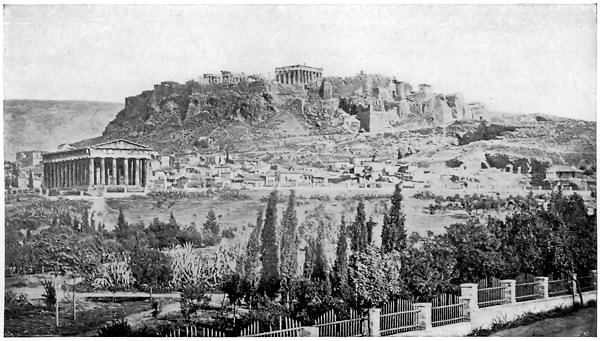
[500,279,517,304]
[460,283,479,312]
[413,302,432,331]
[368,308,381,336]
[300,326,318,337]
[572,273,578,296]
[535,276,549,299]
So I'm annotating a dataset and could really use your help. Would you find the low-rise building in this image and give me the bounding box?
[546,165,585,180]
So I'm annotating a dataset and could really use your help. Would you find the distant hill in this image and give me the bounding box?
[4,99,122,160]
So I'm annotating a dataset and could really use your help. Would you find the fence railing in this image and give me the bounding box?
[515,274,542,302]
[477,277,508,308]
[313,309,365,337]
[379,299,422,336]
[431,294,469,327]
[240,317,303,337]
[548,278,571,297]
[577,275,596,292]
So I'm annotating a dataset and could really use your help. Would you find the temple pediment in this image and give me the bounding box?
[91,139,151,151]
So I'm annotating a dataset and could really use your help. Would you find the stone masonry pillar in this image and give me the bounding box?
[572,273,578,296]
[592,270,597,291]
[413,303,432,331]
[88,159,94,186]
[99,158,105,186]
[500,279,517,304]
[368,308,381,336]
[535,276,550,299]
[300,327,319,337]
[123,158,129,186]
[112,158,117,185]
[460,283,479,313]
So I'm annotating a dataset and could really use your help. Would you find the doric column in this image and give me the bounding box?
[144,158,149,187]
[134,159,140,186]
[88,159,94,186]
[54,163,58,188]
[57,162,62,188]
[123,158,129,186]
[99,158,105,185]
[111,158,117,185]
[50,163,55,188]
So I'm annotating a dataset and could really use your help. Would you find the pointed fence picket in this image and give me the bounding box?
[379,299,422,336]
[240,316,303,337]
[162,325,225,337]
[313,308,365,337]
[431,294,469,327]
[477,277,508,308]
[515,273,542,302]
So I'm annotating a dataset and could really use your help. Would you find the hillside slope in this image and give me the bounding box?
[4,100,122,160]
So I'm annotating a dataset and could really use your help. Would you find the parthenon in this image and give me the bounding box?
[275,64,323,85]
[41,139,154,194]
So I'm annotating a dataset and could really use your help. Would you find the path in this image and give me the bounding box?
[490,307,597,337]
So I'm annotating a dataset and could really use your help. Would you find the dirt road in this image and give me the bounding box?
[490,307,597,337]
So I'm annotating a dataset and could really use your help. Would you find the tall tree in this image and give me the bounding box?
[244,208,264,276]
[27,170,34,189]
[303,239,315,279]
[381,184,407,253]
[332,218,350,299]
[280,191,300,291]
[203,209,221,246]
[259,190,281,297]
[351,200,367,253]
[116,208,128,231]
[81,208,91,233]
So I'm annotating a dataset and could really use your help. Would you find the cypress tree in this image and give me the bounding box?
[259,190,280,297]
[203,209,221,245]
[381,184,407,253]
[244,208,263,276]
[333,218,350,299]
[116,207,128,231]
[280,191,299,287]
[366,217,376,245]
[351,200,367,252]
[303,239,315,279]
[81,208,90,233]
[27,170,34,189]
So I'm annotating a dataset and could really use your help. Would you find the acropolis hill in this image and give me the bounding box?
[73,65,486,150]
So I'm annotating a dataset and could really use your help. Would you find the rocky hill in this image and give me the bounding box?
[4,99,122,160]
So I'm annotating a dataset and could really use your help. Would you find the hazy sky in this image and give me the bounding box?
[4,4,597,120]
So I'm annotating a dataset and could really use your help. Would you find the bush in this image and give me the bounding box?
[98,319,132,337]
[180,283,211,319]
[5,290,28,307]
[41,279,56,309]
[221,226,237,239]
[130,248,173,291]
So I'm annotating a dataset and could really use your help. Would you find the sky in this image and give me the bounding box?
[3,4,597,121]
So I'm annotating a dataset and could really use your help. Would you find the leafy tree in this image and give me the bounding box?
[221,272,245,323]
[332,218,351,300]
[381,184,407,253]
[259,190,280,298]
[146,218,179,249]
[244,209,263,277]
[547,193,596,304]
[402,232,458,300]
[348,245,389,309]
[202,209,221,246]
[350,201,367,253]
[445,219,506,282]
[116,208,128,231]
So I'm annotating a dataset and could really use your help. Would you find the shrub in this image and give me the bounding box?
[41,279,56,309]
[98,319,132,337]
[130,248,173,291]
[221,226,237,239]
[5,290,28,307]
[180,283,211,319]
